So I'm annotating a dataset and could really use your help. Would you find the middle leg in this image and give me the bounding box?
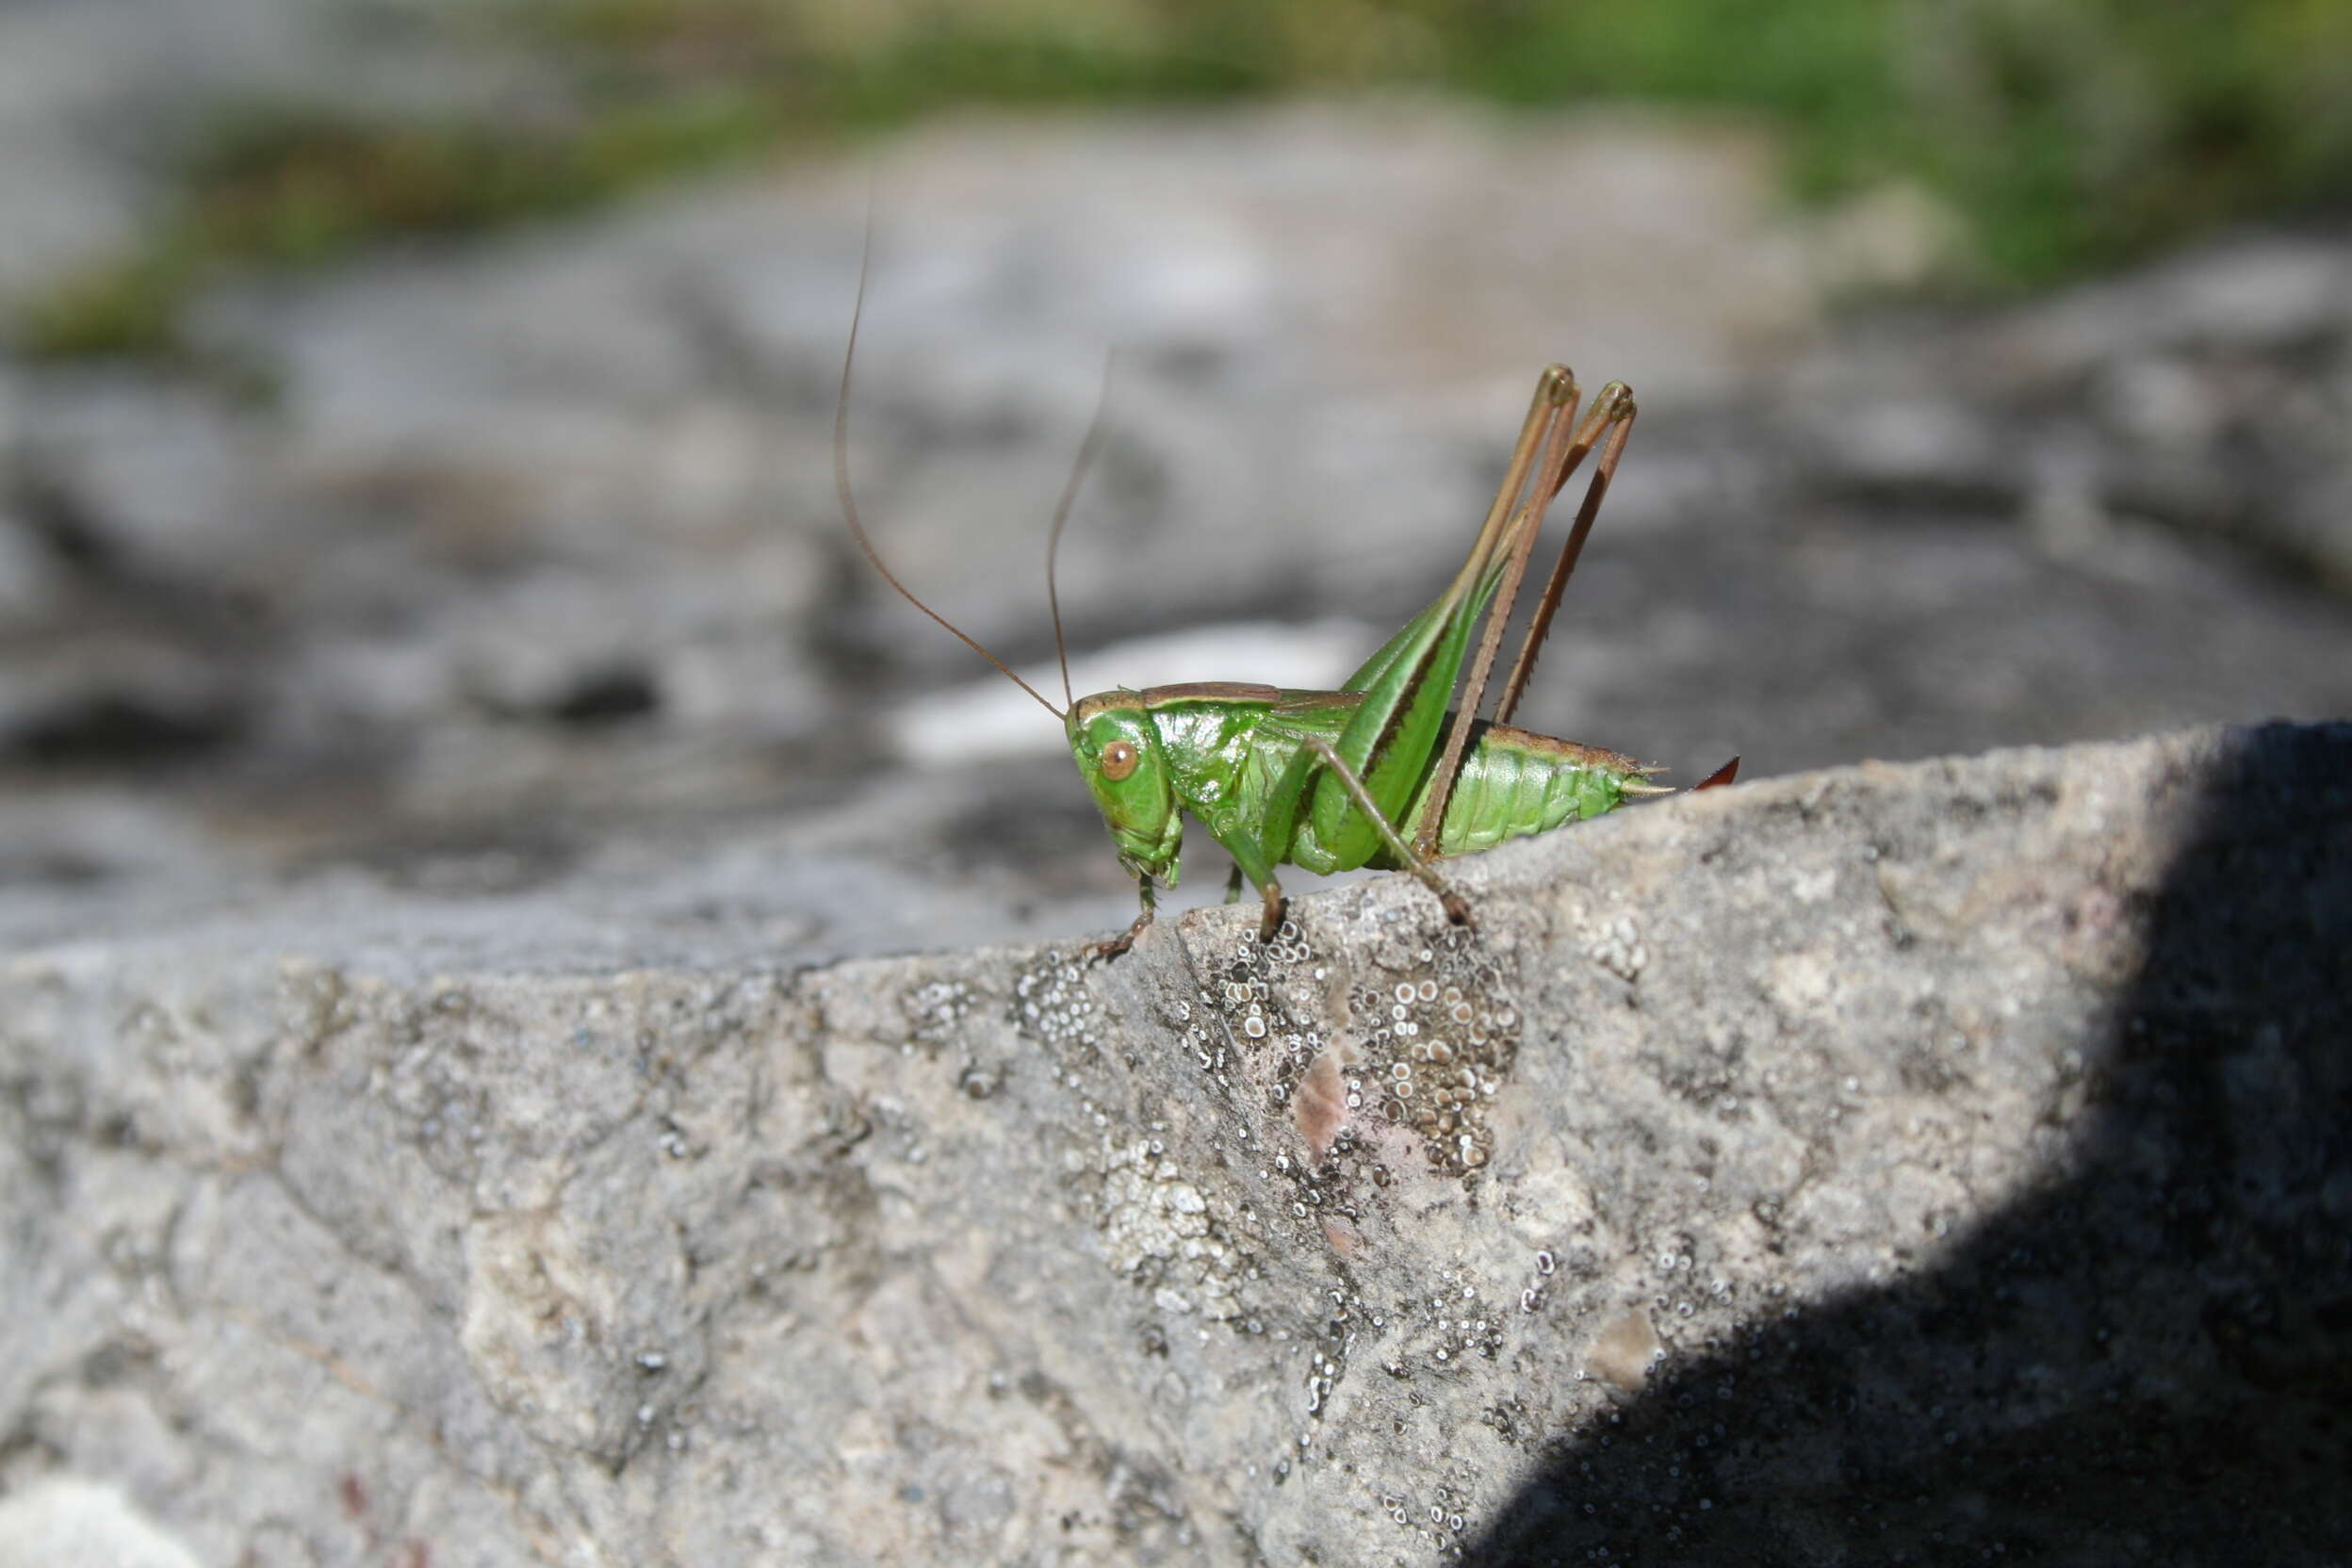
[1293,733,1474,928]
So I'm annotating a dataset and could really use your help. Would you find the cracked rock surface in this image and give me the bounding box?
[5,723,2345,1564]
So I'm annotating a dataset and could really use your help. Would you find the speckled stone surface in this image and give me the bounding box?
[6,724,2345,1564]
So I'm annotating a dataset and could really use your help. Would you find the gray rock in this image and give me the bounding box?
[5,723,2345,1564]
[1793,227,2352,593]
[2003,235,2352,373]
[0,1478,201,1568]
[0,507,61,632]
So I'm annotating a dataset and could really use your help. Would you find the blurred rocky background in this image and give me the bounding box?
[7,4,2352,1564]
[2,0,2347,957]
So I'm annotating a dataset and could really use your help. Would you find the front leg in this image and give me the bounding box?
[1090,876,1156,959]
[1210,825,1287,942]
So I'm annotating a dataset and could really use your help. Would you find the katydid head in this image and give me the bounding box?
[1068,694,1184,887]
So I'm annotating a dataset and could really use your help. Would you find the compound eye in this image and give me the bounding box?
[1099,739,1139,781]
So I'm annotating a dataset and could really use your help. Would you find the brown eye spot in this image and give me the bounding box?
[1100,739,1139,781]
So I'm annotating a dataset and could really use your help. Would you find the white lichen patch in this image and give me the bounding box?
[1186,907,1525,1184]
[1343,922,1522,1178]
[1010,958,1105,1063]
[902,978,976,1048]
[1586,914,1648,982]
[1093,1138,1241,1321]
[1372,1267,1507,1381]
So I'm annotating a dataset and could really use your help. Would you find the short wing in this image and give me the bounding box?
[1253,371,1577,872]
[1261,488,1561,865]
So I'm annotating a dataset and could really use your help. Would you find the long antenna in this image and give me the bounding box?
[1044,351,1118,710]
[835,216,1065,721]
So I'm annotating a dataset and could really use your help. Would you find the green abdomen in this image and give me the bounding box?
[1391,723,1653,863]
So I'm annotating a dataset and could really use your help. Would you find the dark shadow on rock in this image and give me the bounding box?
[1469,723,2352,1565]
[8,692,247,765]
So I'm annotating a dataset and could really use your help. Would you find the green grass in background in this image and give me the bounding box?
[19,0,2352,357]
